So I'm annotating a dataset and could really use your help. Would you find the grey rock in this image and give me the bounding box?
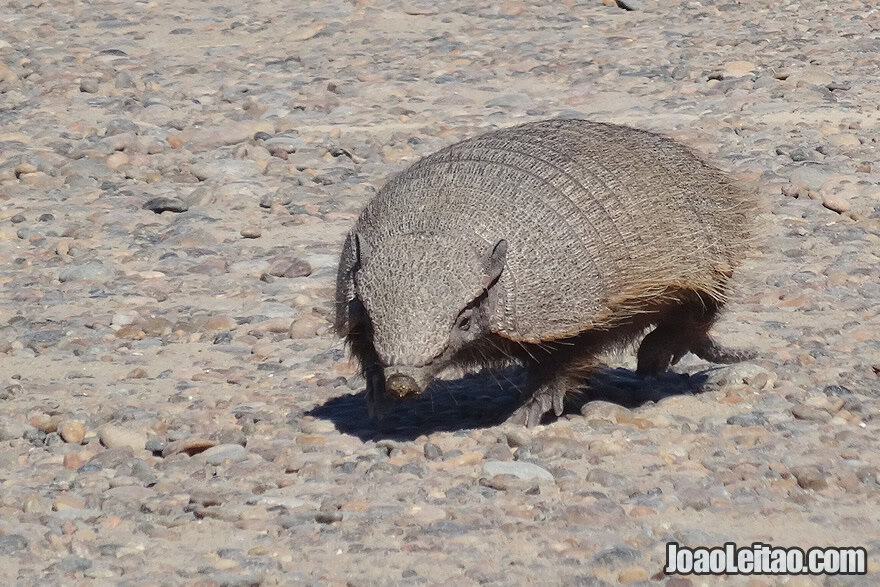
[614,0,640,10]
[485,93,534,109]
[591,545,641,567]
[61,158,115,179]
[0,416,29,441]
[191,159,263,181]
[423,442,443,460]
[791,404,832,423]
[264,134,305,153]
[259,188,294,208]
[143,196,188,214]
[79,78,99,93]
[727,412,766,427]
[57,556,93,572]
[59,263,115,282]
[200,443,248,465]
[0,535,28,555]
[482,460,554,481]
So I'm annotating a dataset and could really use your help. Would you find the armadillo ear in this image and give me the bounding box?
[481,239,507,286]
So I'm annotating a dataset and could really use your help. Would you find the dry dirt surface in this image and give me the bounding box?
[1,0,879,585]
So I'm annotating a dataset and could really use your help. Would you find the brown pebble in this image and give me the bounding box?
[59,420,85,444]
[201,315,238,331]
[296,435,326,446]
[791,404,832,422]
[240,226,262,239]
[100,425,147,451]
[288,316,323,338]
[167,135,184,149]
[252,318,293,333]
[822,196,849,213]
[618,567,649,584]
[161,438,217,458]
[791,466,828,490]
[127,368,148,379]
[63,452,84,470]
[31,413,60,433]
[22,493,49,514]
[116,326,145,340]
[54,494,85,511]
[106,152,129,169]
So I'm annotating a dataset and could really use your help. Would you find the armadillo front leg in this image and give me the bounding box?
[508,362,572,428]
[363,363,388,420]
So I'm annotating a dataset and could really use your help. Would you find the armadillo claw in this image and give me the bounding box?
[507,385,566,428]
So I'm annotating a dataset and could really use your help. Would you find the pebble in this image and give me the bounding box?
[79,78,99,93]
[0,416,29,441]
[161,438,217,458]
[199,443,248,465]
[191,160,263,181]
[54,494,86,510]
[482,460,553,481]
[58,263,115,282]
[725,60,756,76]
[63,452,84,470]
[617,567,650,583]
[822,196,849,214]
[240,226,262,239]
[143,197,188,214]
[791,404,832,423]
[99,425,146,451]
[790,467,828,490]
[269,258,312,278]
[288,315,324,338]
[259,189,293,208]
[423,443,443,460]
[0,535,28,555]
[186,121,274,151]
[59,420,86,444]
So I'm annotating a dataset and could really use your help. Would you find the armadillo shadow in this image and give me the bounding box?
[308,366,712,442]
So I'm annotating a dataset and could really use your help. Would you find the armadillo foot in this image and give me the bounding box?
[691,335,757,364]
[507,383,566,428]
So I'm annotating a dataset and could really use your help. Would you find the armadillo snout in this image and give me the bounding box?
[385,373,420,398]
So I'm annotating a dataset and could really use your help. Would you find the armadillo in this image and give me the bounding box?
[335,118,757,427]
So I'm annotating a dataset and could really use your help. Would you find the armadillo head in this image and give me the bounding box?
[354,232,507,397]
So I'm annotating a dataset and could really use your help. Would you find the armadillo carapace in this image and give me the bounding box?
[335,118,757,427]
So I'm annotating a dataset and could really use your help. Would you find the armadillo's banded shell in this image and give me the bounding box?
[355,119,755,342]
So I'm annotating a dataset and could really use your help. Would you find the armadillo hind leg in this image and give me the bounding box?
[636,322,691,376]
[637,293,756,376]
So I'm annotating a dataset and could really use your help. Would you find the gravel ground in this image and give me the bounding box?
[1,0,879,584]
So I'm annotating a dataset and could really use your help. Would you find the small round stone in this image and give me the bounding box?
[99,425,147,451]
[59,420,85,444]
[79,78,99,93]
